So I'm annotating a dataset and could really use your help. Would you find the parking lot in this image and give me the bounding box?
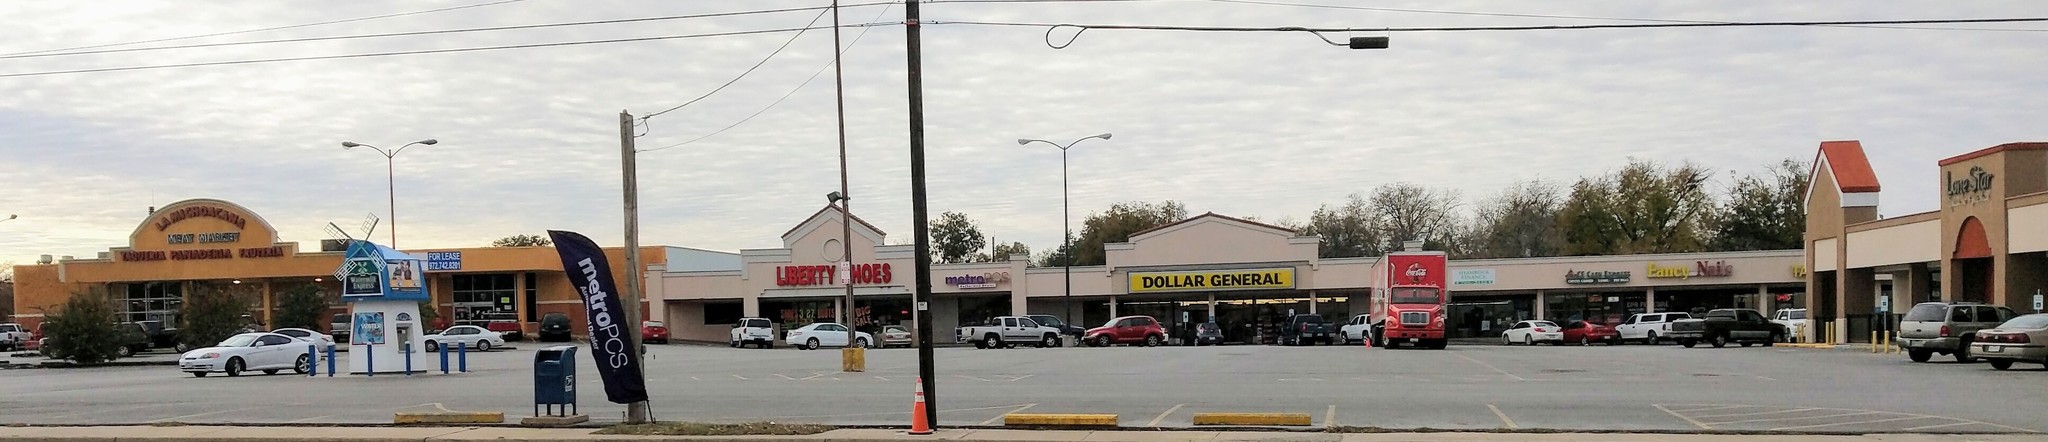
[2,341,2043,433]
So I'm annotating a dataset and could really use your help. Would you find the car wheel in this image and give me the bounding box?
[225,358,244,377]
[1579,336,1589,346]
[1646,331,1659,345]
[1711,334,1728,348]
[1096,335,1112,348]
[1953,338,1975,363]
[477,341,492,352]
[1501,335,1511,345]
[1908,349,1933,362]
[1523,334,1533,346]
[857,338,870,348]
[1989,359,2014,370]
[294,354,312,374]
[984,335,1002,350]
[1145,335,1161,347]
[807,338,821,350]
[730,340,739,348]
[425,341,439,352]
[1041,335,1058,348]
[1681,339,1697,348]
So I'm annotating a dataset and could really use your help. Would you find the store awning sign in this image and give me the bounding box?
[1129,268,1294,293]
[1565,270,1630,284]
[1452,269,1495,286]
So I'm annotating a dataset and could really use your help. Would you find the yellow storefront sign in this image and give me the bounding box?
[1129,268,1294,293]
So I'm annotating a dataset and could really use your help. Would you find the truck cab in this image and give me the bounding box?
[1370,249,1449,349]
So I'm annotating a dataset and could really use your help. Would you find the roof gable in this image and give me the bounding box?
[781,205,886,247]
[1813,140,1881,193]
[1129,212,1298,242]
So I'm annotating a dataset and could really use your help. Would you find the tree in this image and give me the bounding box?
[1366,183,1461,252]
[1558,159,1715,255]
[492,234,552,247]
[1469,180,1565,258]
[1035,234,1076,268]
[179,287,253,350]
[928,211,988,264]
[42,290,124,365]
[1069,201,1188,266]
[1713,159,1809,251]
[272,284,330,331]
[986,240,1031,263]
[1296,193,1381,258]
[0,262,14,321]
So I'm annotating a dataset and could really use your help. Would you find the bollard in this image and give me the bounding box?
[1871,332,1879,353]
[404,342,413,376]
[440,340,450,374]
[1887,331,1897,354]
[326,345,337,377]
[366,344,374,377]
[458,341,468,373]
[308,344,318,377]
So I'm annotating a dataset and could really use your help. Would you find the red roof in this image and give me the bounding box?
[1938,142,2048,166]
[1814,140,1881,193]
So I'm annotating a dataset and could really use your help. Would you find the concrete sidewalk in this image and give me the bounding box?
[1,426,2044,442]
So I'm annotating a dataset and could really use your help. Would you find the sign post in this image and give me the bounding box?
[2033,290,2043,313]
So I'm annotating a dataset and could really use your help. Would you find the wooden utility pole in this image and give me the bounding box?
[617,111,651,424]
[904,0,939,429]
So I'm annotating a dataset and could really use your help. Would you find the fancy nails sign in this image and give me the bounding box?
[776,263,893,286]
[1646,261,1735,279]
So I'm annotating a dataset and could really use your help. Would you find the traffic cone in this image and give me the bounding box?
[1361,333,1372,349]
[909,378,933,435]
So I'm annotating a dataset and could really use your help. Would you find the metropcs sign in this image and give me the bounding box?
[1647,260,1734,279]
[777,263,892,287]
[945,271,1011,289]
[1129,268,1295,293]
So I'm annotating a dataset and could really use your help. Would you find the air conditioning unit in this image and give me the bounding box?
[321,239,349,252]
[37,254,52,265]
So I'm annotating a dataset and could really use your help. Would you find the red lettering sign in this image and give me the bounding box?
[169,249,232,260]
[238,246,285,258]
[120,251,167,261]
[777,263,892,286]
[153,205,248,232]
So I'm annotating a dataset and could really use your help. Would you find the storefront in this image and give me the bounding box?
[8,198,667,338]
[1804,141,2048,343]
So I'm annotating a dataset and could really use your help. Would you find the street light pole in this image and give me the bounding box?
[831,0,862,369]
[1017,134,1111,330]
[341,138,438,248]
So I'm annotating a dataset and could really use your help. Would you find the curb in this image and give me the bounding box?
[394,412,506,424]
[1001,413,1118,427]
[1190,413,1313,426]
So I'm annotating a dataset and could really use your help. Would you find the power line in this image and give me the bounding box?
[930,16,2048,48]
[0,0,532,57]
[0,22,898,79]
[1195,0,2047,32]
[0,2,900,61]
[639,4,896,153]
[641,3,835,120]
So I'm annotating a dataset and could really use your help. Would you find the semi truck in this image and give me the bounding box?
[1370,247,1449,349]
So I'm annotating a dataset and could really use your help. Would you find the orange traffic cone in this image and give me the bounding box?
[1361,333,1373,349]
[909,378,933,435]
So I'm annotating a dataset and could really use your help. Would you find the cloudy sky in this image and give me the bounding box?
[2,0,2043,266]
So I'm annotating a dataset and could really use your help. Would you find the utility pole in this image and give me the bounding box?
[616,111,652,424]
[904,0,939,429]
[832,0,863,371]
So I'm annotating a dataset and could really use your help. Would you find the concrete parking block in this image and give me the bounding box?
[516,414,589,427]
[393,411,506,424]
[1190,413,1312,426]
[1002,414,1118,427]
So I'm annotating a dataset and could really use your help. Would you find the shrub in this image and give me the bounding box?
[272,284,330,331]
[178,287,251,349]
[42,290,124,364]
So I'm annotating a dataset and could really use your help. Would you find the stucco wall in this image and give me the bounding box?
[1110,218,1313,268]
[1845,220,1941,268]
[1813,239,1839,272]
[2011,195,2048,253]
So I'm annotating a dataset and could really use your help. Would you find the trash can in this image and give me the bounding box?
[534,345,577,416]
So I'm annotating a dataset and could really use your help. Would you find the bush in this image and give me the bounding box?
[42,290,124,364]
[272,284,329,331]
[178,288,251,349]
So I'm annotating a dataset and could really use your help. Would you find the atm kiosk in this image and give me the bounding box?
[337,240,429,375]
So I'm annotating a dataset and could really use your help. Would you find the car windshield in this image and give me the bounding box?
[1786,310,1807,320]
[1903,304,1947,322]
[1997,315,2048,330]
[277,329,307,337]
[645,321,665,328]
[1033,316,1064,326]
[218,335,258,347]
[1390,287,1441,304]
[1534,321,1558,328]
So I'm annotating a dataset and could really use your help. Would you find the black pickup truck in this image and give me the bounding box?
[1667,309,1785,348]
[1277,314,1333,346]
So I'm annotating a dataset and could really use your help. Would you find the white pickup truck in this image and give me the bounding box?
[956,316,1061,349]
[0,323,31,351]
[1615,312,1692,344]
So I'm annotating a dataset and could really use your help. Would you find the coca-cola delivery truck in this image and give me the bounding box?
[1369,247,1449,349]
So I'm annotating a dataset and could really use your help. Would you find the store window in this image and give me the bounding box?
[1546,293,1642,325]
[452,274,517,326]
[123,282,184,324]
[523,273,538,322]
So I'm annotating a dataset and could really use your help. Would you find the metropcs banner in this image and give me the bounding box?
[1129,268,1295,293]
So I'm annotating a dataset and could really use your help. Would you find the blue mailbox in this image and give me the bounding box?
[534,345,577,416]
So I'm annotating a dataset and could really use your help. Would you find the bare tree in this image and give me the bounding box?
[1713,159,1809,251]
[1367,183,1461,252]
[1470,180,1565,258]
[1296,193,1380,258]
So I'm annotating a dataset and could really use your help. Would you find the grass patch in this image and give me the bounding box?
[597,422,835,436]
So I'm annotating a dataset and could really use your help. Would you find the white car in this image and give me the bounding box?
[423,325,506,352]
[730,317,776,349]
[178,332,316,377]
[270,327,336,351]
[1615,312,1693,344]
[1338,314,1374,345]
[1770,309,1808,342]
[1501,320,1564,345]
[786,322,873,350]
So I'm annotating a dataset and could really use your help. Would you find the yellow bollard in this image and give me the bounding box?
[1871,331,1879,353]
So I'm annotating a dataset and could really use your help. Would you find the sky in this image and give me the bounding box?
[2,0,2045,267]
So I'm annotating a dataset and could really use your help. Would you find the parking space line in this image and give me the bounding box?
[1324,405,1336,429]
[1708,411,1880,425]
[1653,404,1713,430]
[1904,421,1984,431]
[1693,407,1817,419]
[1486,404,1517,429]
[149,406,265,423]
[1453,353,1525,381]
[732,374,749,380]
[874,376,889,381]
[773,374,795,380]
[957,375,991,382]
[1146,403,1185,427]
[980,404,1036,426]
[1770,415,1938,431]
[1666,405,1748,413]
[1754,375,1778,381]
[1011,374,1033,382]
[800,373,829,380]
[690,376,700,381]
[287,415,336,423]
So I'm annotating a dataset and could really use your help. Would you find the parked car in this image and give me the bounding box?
[178,332,315,377]
[880,325,913,348]
[1024,314,1087,338]
[786,322,872,350]
[1561,320,1620,346]
[1277,314,1333,346]
[1971,313,2048,371]
[641,321,669,344]
[1084,315,1167,347]
[1338,314,1373,345]
[421,325,506,352]
[730,317,775,349]
[486,321,525,342]
[1501,320,1563,345]
[1192,322,1225,346]
[539,312,573,342]
[1770,308,1809,342]
[957,316,1060,349]
[1614,312,1689,344]
[1667,309,1783,348]
[330,313,352,344]
[1898,302,2018,363]
[270,327,336,351]
[113,322,153,357]
[0,323,29,351]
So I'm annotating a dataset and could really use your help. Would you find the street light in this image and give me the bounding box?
[341,138,438,248]
[1018,133,1112,335]
[1,214,16,223]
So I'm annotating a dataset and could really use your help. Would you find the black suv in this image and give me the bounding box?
[539,312,574,342]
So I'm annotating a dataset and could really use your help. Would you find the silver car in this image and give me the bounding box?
[1896,302,2018,363]
[1972,314,2048,371]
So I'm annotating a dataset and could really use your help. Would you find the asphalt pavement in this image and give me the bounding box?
[1,340,2043,433]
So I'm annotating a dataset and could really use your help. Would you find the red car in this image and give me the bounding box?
[641,321,670,345]
[1561,320,1620,346]
[485,321,524,342]
[1084,315,1167,347]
